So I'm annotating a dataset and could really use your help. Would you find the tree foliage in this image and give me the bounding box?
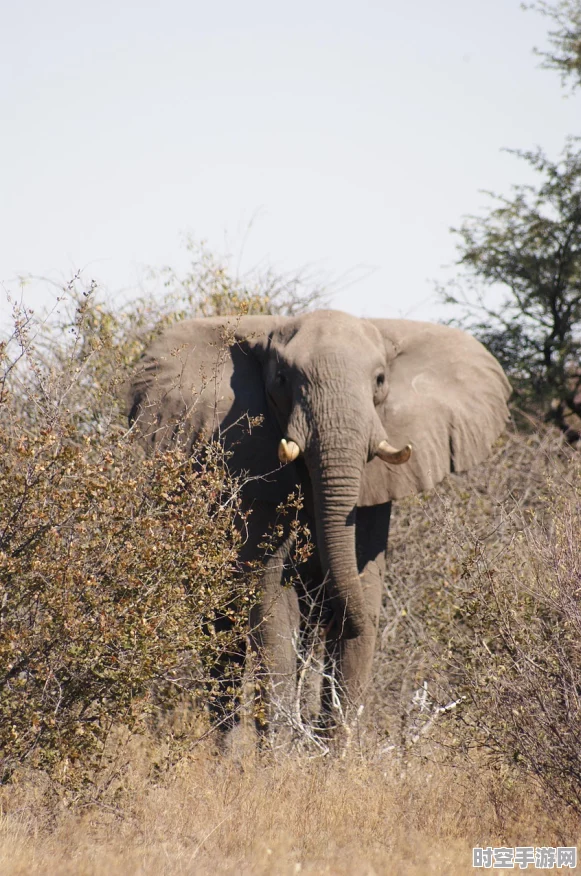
[445,142,581,439]
[528,0,581,90]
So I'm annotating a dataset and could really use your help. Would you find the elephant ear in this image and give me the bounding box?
[359,319,511,505]
[127,315,298,502]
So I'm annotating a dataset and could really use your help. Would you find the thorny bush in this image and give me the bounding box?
[0,287,258,788]
[0,254,322,789]
[378,428,581,809]
[445,445,581,811]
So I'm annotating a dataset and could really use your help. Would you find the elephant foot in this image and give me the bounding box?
[314,703,365,756]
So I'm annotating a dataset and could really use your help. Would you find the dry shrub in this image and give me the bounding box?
[0,285,257,787]
[0,250,324,789]
[444,443,581,809]
[376,426,581,809]
[157,236,328,317]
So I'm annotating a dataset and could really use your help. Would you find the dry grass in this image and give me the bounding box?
[1,741,579,876]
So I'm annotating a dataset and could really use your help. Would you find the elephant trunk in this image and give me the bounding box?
[309,459,367,639]
[283,374,380,640]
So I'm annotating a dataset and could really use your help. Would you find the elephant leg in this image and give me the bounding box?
[205,501,293,740]
[243,502,304,742]
[321,502,391,730]
[249,570,301,741]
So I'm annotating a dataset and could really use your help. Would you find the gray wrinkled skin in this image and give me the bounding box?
[128,310,510,740]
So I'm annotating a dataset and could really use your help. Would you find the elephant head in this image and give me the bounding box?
[128,310,510,641]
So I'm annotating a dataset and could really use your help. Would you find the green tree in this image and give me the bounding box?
[529,0,581,90]
[445,142,581,439]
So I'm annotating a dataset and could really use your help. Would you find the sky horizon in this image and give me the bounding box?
[1,0,579,326]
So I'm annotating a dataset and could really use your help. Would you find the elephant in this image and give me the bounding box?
[127,309,510,742]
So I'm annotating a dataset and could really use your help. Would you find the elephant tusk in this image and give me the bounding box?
[376,440,412,465]
[278,438,301,464]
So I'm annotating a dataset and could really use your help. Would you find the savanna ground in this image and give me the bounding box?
[2,749,577,875]
[2,265,581,874]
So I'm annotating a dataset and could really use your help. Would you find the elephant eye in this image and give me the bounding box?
[376,373,385,388]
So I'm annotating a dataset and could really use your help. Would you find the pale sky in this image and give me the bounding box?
[1,0,579,324]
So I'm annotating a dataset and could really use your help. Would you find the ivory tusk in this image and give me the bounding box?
[278,438,301,464]
[376,440,412,465]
